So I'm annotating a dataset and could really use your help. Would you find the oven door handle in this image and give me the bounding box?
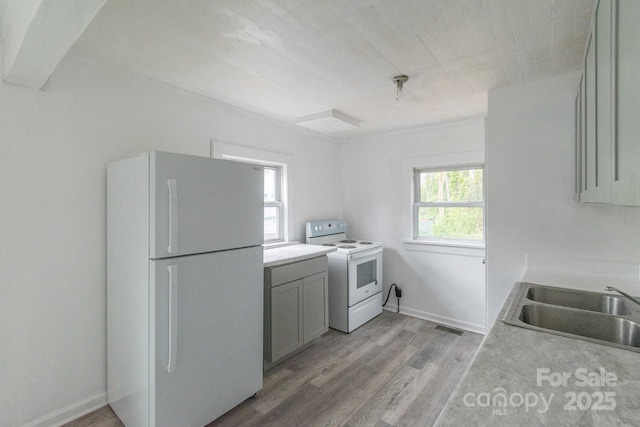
[348,246,383,260]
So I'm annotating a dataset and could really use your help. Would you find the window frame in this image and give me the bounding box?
[263,165,284,243]
[211,141,293,245]
[412,164,485,244]
[401,149,485,250]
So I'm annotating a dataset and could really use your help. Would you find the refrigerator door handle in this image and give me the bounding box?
[167,264,178,373]
[167,179,178,254]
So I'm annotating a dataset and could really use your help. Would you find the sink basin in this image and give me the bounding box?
[526,286,630,315]
[519,304,640,348]
[503,282,640,352]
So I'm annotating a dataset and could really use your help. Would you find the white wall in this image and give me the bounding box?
[342,119,487,333]
[11,26,640,427]
[0,44,342,426]
[486,72,640,325]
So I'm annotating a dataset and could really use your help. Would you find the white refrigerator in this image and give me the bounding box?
[107,151,264,427]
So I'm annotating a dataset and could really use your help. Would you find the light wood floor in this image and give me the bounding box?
[65,311,482,427]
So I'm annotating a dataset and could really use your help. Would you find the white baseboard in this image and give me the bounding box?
[22,393,107,427]
[383,305,487,335]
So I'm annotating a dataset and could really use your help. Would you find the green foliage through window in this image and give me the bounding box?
[414,167,484,242]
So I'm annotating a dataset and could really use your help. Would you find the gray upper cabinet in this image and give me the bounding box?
[581,28,597,201]
[595,0,613,203]
[575,77,583,200]
[578,0,612,203]
[577,0,640,206]
[611,0,640,205]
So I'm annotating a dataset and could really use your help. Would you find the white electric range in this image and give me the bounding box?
[305,220,383,333]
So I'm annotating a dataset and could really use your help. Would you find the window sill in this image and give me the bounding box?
[402,239,485,257]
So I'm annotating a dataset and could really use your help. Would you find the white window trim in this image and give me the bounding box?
[401,150,485,250]
[263,166,284,243]
[211,141,294,244]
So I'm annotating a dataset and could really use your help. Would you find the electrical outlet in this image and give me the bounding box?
[395,286,402,298]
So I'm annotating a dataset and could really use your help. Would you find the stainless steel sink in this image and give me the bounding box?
[526,286,630,315]
[519,304,640,347]
[503,283,640,352]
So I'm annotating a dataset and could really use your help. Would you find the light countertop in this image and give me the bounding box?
[434,282,640,426]
[263,243,336,268]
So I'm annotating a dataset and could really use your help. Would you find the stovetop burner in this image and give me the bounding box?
[305,221,382,254]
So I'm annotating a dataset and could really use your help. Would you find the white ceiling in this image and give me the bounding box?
[8,0,596,138]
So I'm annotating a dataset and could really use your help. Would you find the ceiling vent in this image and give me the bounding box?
[295,109,360,133]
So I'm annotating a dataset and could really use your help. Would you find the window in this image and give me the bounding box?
[413,166,484,243]
[211,141,293,245]
[263,166,283,242]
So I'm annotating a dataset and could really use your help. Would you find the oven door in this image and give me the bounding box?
[347,247,383,306]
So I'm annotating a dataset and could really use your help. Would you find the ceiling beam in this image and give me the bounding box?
[1,0,107,88]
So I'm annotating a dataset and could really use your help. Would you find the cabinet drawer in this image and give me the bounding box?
[270,256,328,287]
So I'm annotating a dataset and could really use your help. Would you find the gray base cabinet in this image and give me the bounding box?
[264,256,329,364]
[271,279,303,360]
[303,272,329,342]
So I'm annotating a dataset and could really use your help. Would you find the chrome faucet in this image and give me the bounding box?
[604,286,640,306]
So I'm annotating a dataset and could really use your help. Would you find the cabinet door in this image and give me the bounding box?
[271,280,303,361]
[303,271,329,343]
[580,74,587,196]
[594,0,613,203]
[612,0,640,205]
[582,30,597,202]
[575,78,583,201]
[581,0,614,205]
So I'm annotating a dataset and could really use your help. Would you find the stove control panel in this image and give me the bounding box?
[306,220,347,238]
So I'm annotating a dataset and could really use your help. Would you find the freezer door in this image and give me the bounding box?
[150,247,263,427]
[150,151,263,259]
